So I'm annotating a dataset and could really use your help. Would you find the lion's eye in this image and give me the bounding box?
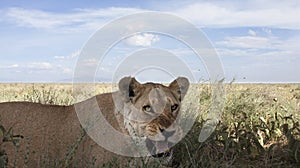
[171,104,179,112]
[142,105,152,112]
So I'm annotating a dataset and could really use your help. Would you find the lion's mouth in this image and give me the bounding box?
[145,138,173,158]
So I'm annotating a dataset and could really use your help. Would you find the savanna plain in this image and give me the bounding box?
[0,83,299,167]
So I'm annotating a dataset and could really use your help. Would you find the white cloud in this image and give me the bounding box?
[3,2,300,32]
[262,28,273,35]
[248,29,256,36]
[54,56,65,60]
[53,50,80,60]
[0,62,66,72]
[63,68,73,74]
[1,1,300,32]
[170,48,194,56]
[216,33,300,60]
[3,7,144,31]
[0,64,19,69]
[69,50,80,58]
[83,58,98,66]
[173,1,300,29]
[28,62,53,70]
[217,48,253,57]
[216,35,281,49]
[125,33,160,47]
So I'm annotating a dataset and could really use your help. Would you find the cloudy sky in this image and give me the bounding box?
[0,0,299,83]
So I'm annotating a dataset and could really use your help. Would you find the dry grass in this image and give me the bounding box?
[0,83,112,105]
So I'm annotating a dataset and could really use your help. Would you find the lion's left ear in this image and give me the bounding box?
[118,76,142,102]
[169,77,190,101]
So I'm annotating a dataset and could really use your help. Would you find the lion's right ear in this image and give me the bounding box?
[169,77,190,101]
[118,77,141,102]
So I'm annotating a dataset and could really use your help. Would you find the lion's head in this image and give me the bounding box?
[118,77,189,159]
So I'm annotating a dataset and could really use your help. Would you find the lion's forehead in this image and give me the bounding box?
[136,85,178,107]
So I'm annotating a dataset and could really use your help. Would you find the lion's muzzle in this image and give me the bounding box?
[145,138,173,157]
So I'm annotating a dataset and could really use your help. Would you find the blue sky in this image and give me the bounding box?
[0,0,300,83]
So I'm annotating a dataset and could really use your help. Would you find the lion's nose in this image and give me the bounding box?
[159,128,175,139]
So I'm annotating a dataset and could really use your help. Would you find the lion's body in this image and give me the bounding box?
[0,93,126,167]
[0,77,189,167]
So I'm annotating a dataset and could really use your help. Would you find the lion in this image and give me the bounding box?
[0,77,189,167]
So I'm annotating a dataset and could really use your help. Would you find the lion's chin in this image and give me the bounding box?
[145,138,173,158]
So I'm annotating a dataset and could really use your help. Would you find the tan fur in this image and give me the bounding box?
[0,77,189,167]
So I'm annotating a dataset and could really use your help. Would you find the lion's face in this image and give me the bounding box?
[119,77,189,158]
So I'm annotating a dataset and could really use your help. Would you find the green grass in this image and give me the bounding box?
[0,83,300,167]
[174,84,300,167]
